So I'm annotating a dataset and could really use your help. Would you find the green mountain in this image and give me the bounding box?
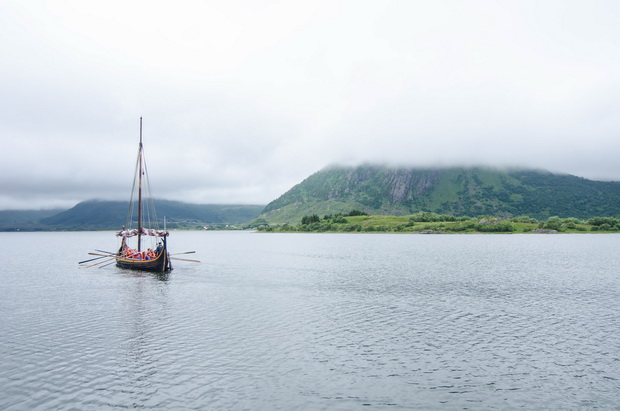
[0,209,66,230]
[260,165,620,223]
[1,200,264,231]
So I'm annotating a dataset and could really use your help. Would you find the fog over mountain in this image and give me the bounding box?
[2,1,619,210]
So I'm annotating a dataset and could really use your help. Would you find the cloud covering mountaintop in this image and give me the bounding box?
[2,0,619,209]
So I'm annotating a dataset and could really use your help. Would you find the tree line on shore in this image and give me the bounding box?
[254,211,620,233]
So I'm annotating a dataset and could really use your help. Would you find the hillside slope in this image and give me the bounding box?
[0,209,66,230]
[260,165,620,223]
[1,200,264,230]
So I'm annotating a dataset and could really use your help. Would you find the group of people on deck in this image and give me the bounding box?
[121,243,163,260]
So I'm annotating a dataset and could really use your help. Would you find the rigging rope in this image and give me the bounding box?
[125,147,141,229]
[122,137,163,237]
[142,150,160,231]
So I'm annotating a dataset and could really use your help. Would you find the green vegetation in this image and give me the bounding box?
[0,200,265,231]
[301,214,321,225]
[0,208,65,231]
[258,165,620,224]
[587,217,620,231]
[256,211,618,234]
[7,165,620,234]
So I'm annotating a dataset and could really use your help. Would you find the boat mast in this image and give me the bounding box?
[137,117,143,252]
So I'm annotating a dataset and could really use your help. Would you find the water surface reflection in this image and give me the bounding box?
[0,232,618,409]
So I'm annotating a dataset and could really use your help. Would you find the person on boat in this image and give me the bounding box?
[156,243,163,255]
[126,249,139,259]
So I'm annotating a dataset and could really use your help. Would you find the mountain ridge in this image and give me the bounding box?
[260,165,620,223]
[0,200,264,231]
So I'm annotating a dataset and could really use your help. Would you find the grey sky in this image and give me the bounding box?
[1,0,619,210]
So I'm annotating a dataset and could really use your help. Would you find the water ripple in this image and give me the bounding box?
[1,232,619,409]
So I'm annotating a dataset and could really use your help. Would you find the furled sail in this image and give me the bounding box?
[116,228,169,238]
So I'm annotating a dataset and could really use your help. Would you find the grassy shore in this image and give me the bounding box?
[255,213,619,234]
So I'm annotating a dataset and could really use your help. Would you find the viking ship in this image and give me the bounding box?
[115,117,172,272]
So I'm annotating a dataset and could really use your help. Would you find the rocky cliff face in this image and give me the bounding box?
[384,169,441,202]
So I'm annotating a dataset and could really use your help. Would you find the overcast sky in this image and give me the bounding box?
[1,0,619,210]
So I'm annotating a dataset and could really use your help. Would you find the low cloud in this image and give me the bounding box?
[1,1,619,209]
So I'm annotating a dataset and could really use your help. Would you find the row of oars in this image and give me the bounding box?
[168,252,201,263]
[78,250,200,269]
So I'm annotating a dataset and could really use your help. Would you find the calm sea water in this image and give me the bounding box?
[1,231,619,410]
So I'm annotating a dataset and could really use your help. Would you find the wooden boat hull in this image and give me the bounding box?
[116,247,172,272]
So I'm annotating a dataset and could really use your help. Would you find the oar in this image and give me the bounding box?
[82,257,116,268]
[170,251,196,256]
[95,249,116,255]
[98,260,118,268]
[89,252,117,258]
[79,255,109,264]
[170,257,201,263]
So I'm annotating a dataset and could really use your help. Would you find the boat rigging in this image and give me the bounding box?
[80,117,199,272]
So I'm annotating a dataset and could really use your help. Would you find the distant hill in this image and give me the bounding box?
[260,165,620,223]
[0,209,66,231]
[1,200,264,231]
